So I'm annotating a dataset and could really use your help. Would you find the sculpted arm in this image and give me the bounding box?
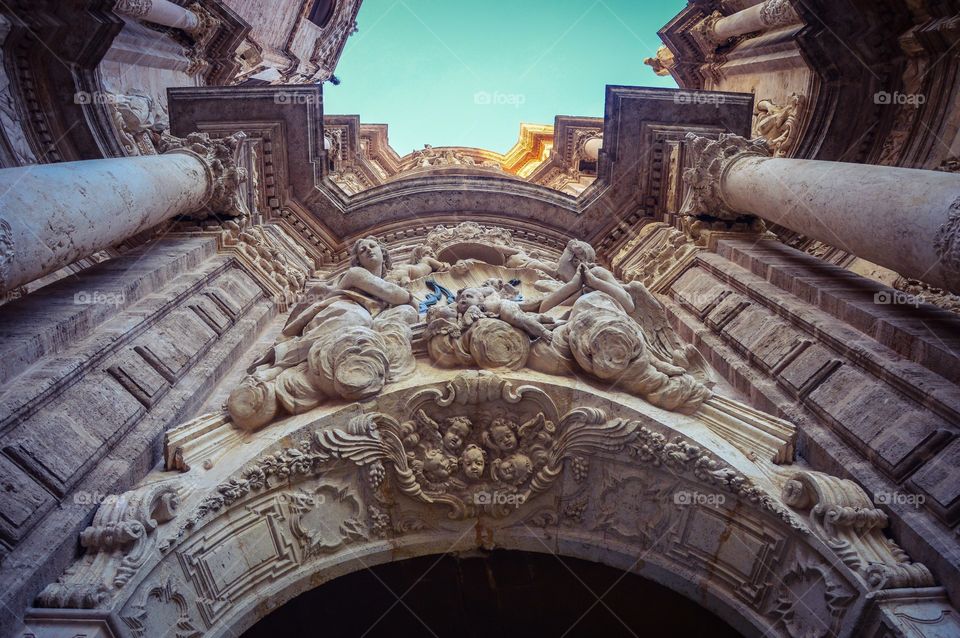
[583,267,635,313]
[538,272,584,312]
[338,266,414,306]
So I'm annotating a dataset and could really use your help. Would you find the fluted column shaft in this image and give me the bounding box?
[683,134,960,293]
[0,133,246,293]
[114,0,200,31]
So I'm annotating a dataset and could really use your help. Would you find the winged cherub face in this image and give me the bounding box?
[442,417,472,453]
[460,444,486,481]
[489,420,517,452]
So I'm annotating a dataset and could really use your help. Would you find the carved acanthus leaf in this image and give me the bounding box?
[627,426,805,531]
[681,132,770,221]
[159,131,248,219]
[782,471,934,589]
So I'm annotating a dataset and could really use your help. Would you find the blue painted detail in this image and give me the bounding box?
[419,280,456,314]
[509,279,523,303]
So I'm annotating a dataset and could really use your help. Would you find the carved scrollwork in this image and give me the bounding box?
[782,471,934,590]
[36,484,180,609]
[316,372,638,520]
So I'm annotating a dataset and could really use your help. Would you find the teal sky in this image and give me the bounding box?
[324,0,683,156]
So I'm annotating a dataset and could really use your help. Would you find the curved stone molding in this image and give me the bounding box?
[782,471,934,590]
[30,370,941,638]
[680,132,770,221]
[159,131,248,218]
[35,483,180,609]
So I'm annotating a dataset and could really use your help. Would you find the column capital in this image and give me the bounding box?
[681,133,771,220]
[159,131,248,219]
[760,0,801,28]
[114,0,152,18]
[692,10,726,48]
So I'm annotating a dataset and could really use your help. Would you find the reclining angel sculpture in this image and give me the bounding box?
[227,237,419,430]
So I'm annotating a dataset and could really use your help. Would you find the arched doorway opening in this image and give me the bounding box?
[242,550,743,637]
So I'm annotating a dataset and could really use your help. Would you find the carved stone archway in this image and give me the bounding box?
[25,371,950,638]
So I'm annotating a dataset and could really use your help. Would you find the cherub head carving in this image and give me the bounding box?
[442,416,472,454]
[455,287,487,315]
[492,453,533,486]
[420,448,456,484]
[483,418,518,453]
[350,236,392,278]
[460,443,487,481]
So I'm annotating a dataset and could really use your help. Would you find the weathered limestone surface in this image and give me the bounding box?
[0,234,281,636]
[662,236,960,613]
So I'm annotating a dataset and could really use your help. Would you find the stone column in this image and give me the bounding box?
[698,0,801,45]
[114,0,200,32]
[0,132,246,294]
[682,133,960,293]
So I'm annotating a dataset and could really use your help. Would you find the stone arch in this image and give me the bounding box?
[27,371,938,638]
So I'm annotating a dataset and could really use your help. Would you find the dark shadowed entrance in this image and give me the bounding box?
[243,550,744,638]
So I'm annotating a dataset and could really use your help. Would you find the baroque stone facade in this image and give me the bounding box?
[1,1,960,637]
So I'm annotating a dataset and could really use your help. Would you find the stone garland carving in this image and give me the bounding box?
[627,425,804,530]
[220,220,309,294]
[195,372,800,532]
[894,276,960,314]
[782,471,934,589]
[158,131,248,218]
[226,237,418,430]
[759,0,801,27]
[680,132,770,222]
[425,239,712,414]
[36,484,180,609]
[754,94,805,158]
[316,373,638,519]
[430,223,504,257]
